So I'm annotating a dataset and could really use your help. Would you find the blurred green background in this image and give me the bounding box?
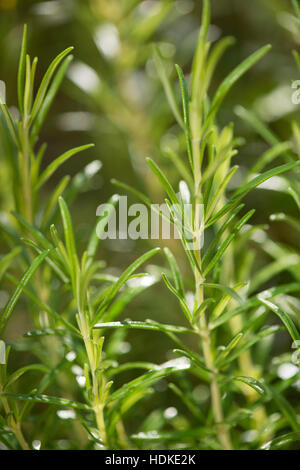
[1,0,300,447]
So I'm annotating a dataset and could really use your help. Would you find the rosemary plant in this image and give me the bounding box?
[0,27,190,450]
[112,0,300,450]
[1,0,300,451]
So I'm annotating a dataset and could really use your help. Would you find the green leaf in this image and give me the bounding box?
[101,280,156,323]
[0,104,18,144]
[23,54,34,120]
[41,175,71,229]
[94,320,195,335]
[164,198,201,274]
[205,166,238,221]
[207,45,271,126]
[31,142,47,184]
[258,297,300,343]
[202,204,244,266]
[263,382,300,432]
[37,144,94,189]
[92,248,160,324]
[161,273,192,322]
[204,209,255,276]
[249,251,300,294]
[220,326,282,367]
[233,376,266,395]
[31,47,73,123]
[216,333,244,365]
[152,45,183,129]
[235,106,295,159]
[261,432,300,450]
[12,211,53,251]
[205,36,235,89]
[17,24,28,116]
[31,54,73,143]
[146,158,180,207]
[172,348,210,375]
[132,427,211,442]
[50,223,70,270]
[175,64,193,170]
[24,329,65,338]
[21,237,69,284]
[288,186,300,211]
[249,142,292,176]
[11,212,67,281]
[64,160,101,204]
[194,298,215,320]
[293,49,300,77]
[2,393,90,410]
[210,282,300,330]
[292,121,300,156]
[131,1,172,41]
[169,383,204,421]
[111,177,175,232]
[0,250,50,335]
[163,148,194,188]
[207,161,300,227]
[5,365,49,389]
[191,0,210,102]
[107,357,191,405]
[210,283,246,321]
[163,247,184,297]
[111,178,152,206]
[58,196,78,285]
[202,282,245,306]
[5,272,79,335]
[86,195,119,266]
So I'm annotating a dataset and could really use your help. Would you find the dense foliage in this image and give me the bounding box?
[1,0,300,450]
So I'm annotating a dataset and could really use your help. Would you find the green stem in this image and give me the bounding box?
[20,124,33,225]
[12,421,30,450]
[93,385,107,446]
[191,97,233,450]
[78,313,107,447]
[194,255,232,449]
[0,386,30,450]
